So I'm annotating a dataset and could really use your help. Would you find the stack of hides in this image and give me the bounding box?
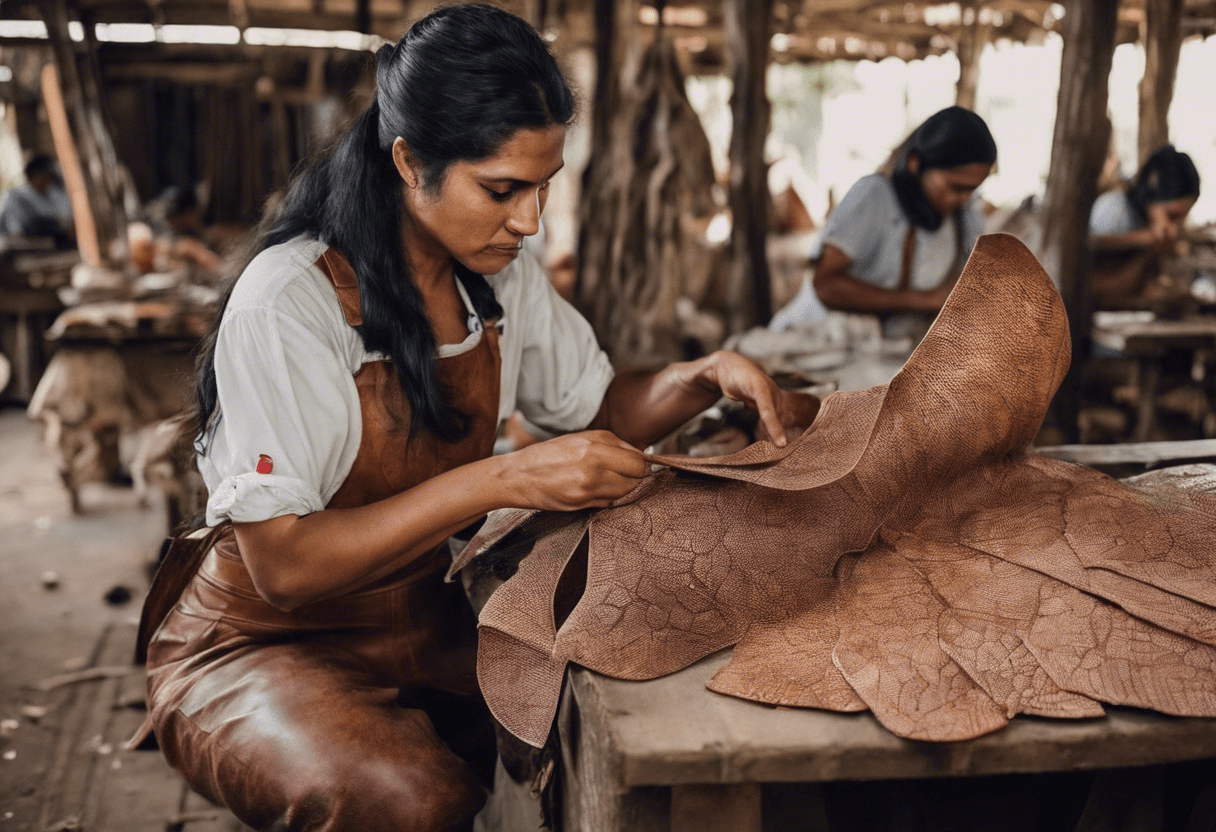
[451,234,1216,746]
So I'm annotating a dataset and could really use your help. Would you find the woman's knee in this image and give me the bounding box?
[276,746,486,832]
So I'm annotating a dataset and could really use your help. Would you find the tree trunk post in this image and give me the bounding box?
[955,2,989,111]
[1040,0,1120,442]
[725,0,775,333]
[1138,0,1184,163]
[37,0,127,265]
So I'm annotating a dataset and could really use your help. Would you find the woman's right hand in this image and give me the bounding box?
[499,430,648,511]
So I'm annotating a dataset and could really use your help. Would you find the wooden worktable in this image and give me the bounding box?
[558,649,1216,831]
[1090,312,1216,441]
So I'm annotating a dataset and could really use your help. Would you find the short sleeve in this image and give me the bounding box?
[1090,191,1139,236]
[817,175,889,263]
[202,304,360,525]
[509,258,614,433]
[0,189,31,235]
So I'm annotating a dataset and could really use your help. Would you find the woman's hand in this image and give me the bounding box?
[500,430,648,511]
[680,351,787,447]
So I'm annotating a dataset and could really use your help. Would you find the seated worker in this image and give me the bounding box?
[810,106,996,336]
[148,185,223,273]
[1089,145,1200,308]
[134,6,789,831]
[0,155,74,248]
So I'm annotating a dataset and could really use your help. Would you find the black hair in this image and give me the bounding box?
[890,106,997,230]
[194,4,575,448]
[24,154,57,180]
[1127,145,1200,221]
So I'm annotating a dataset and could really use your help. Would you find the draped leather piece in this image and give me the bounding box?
[454,233,1216,746]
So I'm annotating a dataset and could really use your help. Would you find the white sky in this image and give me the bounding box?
[689,33,1216,226]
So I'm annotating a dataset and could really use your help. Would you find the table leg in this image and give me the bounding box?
[1134,359,1162,442]
[14,311,33,402]
[671,784,761,832]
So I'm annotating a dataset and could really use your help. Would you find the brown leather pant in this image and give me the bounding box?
[146,531,493,832]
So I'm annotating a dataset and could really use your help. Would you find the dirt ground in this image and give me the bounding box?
[0,405,168,828]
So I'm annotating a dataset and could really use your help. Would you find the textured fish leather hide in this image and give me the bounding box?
[452,234,1216,746]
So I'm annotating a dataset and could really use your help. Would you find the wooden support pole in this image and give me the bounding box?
[574,0,624,305]
[955,2,989,111]
[1040,0,1119,442]
[724,0,775,332]
[37,0,126,265]
[40,63,101,265]
[1138,0,1184,163]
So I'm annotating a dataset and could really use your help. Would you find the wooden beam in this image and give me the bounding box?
[725,0,775,331]
[1040,0,1119,442]
[102,61,262,84]
[1138,0,1184,162]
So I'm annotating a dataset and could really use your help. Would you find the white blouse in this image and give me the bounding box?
[201,237,613,526]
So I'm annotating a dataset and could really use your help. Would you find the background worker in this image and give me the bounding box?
[803,106,997,337]
[1089,145,1201,308]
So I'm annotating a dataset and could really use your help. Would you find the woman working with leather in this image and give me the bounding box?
[809,106,996,336]
[133,6,786,832]
[1089,144,1200,308]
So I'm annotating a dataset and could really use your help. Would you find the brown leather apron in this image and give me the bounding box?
[138,248,501,832]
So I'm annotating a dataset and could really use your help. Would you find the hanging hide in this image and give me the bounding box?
[576,35,720,366]
[454,234,1216,746]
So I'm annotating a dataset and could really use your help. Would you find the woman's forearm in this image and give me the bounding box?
[234,455,515,610]
[1090,230,1153,253]
[592,360,721,449]
[813,270,941,314]
[592,350,786,450]
[233,431,649,611]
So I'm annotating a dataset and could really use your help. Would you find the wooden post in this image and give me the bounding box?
[724,0,775,332]
[1040,0,1120,442]
[955,2,989,110]
[1138,0,1184,162]
[36,0,126,265]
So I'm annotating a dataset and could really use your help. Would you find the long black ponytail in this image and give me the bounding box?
[194,4,575,447]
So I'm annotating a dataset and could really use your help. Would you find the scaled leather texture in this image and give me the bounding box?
[454,234,1216,746]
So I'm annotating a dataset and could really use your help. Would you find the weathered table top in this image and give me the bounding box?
[569,648,1216,788]
[1091,312,1216,355]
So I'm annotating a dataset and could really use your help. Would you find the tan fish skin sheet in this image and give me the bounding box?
[831,542,1012,741]
[458,234,1216,746]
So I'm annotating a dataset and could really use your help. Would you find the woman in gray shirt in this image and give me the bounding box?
[811,107,996,328]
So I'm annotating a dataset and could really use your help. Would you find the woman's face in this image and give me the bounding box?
[1147,196,1197,244]
[398,125,566,275]
[916,161,993,217]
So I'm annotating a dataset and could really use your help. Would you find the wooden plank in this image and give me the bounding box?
[560,676,670,832]
[1035,440,1216,467]
[38,621,131,829]
[572,650,1216,788]
[671,784,761,832]
[1092,318,1216,354]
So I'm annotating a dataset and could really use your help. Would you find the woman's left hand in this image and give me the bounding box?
[682,351,787,447]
